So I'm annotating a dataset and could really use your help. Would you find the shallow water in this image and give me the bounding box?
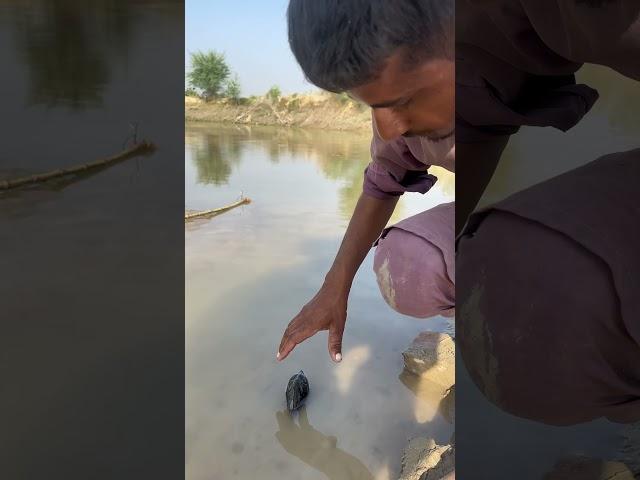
[185,123,455,480]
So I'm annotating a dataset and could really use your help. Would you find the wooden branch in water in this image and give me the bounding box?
[185,197,251,221]
[0,141,155,191]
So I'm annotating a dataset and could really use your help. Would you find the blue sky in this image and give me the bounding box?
[185,0,317,96]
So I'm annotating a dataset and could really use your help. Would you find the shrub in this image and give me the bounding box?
[266,85,282,103]
[187,50,230,99]
[225,74,241,104]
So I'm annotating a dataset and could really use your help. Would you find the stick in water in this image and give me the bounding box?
[184,197,251,221]
[0,141,155,191]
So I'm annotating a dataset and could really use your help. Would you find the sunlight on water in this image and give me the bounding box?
[333,346,372,395]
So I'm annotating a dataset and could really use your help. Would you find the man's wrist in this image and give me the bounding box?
[323,266,353,296]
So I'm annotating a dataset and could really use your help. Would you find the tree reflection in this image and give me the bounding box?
[186,123,458,222]
[186,124,385,218]
[187,131,244,186]
[7,0,181,109]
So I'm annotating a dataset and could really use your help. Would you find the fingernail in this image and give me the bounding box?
[335,353,342,362]
[276,351,281,359]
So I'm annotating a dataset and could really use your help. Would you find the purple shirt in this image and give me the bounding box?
[363,115,455,200]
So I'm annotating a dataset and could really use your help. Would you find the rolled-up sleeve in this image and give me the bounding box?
[363,132,437,200]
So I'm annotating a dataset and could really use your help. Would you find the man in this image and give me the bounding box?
[277,0,455,363]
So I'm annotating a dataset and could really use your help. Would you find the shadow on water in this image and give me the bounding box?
[275,407,374,480]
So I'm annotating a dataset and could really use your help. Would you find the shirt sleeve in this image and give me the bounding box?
[362,121,438,200]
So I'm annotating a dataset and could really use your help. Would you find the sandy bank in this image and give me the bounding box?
[185,92,371,131]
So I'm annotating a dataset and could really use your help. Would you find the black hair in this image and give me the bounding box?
[287,0,453,92]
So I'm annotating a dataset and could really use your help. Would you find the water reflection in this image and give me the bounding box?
[3,0,180,109]
[399,370,455,425]
[185,123,445,222]
[275,408,374,480]
[2,2,184,477]
[189,131,244,185]
[482,64,640,207]
[577,64,640,138]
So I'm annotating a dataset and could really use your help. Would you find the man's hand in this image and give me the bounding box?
[277,192,398,364]
[277,282,348,362]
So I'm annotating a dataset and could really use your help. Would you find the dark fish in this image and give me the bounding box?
[285,370,309,412]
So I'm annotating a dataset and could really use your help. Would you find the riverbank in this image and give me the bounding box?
[185,92,371,131]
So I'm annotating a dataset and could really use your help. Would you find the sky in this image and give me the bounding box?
[185,0,317,96]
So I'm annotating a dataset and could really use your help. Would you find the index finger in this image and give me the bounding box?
[277,327,301,361]
[278,313,314,361]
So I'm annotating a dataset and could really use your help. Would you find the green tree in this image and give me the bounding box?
[225,74,241,104]
[266,85,281,103]
[187,50,230,99]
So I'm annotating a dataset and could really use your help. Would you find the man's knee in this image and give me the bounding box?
[457,210,632,424]
[373,227,454,318]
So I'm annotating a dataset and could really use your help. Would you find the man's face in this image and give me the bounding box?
[349,50,454,142]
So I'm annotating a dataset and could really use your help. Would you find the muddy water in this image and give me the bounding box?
[0,2,184,474]
[185,123,455,480]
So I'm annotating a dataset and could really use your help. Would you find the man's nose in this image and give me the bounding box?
[373,109,409,141]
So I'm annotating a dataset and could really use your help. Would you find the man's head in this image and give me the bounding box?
[287,0,454,141]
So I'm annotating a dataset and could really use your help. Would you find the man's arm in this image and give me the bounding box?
[277,192,398,362]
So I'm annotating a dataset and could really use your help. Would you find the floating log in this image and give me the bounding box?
[184,197,251,221]
[0,141,155,191]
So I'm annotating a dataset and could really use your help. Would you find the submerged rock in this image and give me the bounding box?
[399,437,454,480]
[285,370,309,412]
[402,332,455,389]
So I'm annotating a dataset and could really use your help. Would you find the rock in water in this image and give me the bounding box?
[402,332,455,389]
[286,370,309,412]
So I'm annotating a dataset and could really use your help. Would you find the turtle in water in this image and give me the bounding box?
[285,370,309,412]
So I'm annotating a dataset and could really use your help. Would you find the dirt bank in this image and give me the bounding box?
[185,92,371,131]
